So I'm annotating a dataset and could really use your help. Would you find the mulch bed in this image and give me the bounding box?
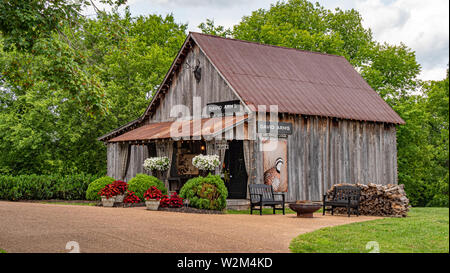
[114,202,145,208]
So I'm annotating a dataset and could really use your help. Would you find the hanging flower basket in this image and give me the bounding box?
[143,157,170,172]
[192,155,220,176]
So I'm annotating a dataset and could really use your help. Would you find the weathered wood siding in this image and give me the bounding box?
[147,44,242,123]
[275,115,398,202]
[106,142,120,179]
[107,143,150,181]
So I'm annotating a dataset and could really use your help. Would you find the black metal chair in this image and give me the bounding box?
[323,185,361,217]
[249,184,285,215]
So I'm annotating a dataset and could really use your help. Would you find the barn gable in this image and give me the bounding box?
[99,33,247,142]
[146,41,242,124]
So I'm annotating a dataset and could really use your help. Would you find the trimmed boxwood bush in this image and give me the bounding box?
[0,173,103,201]
[179,174,228,210]
[127,174,167,200]
[85,176,116,201]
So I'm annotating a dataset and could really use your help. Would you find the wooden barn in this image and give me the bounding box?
[98,32,405,205]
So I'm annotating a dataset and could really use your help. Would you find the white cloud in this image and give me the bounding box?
[87,0,448,81]
[353,0,449,81]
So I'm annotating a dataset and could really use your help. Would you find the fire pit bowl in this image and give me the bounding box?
[289,201,322,218]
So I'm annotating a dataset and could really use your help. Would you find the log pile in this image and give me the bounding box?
[326,183,410,217]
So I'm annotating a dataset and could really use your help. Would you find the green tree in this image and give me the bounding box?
[201,0,372,67]
[198,19,231,38]
[79,9,187,127]
[361,43,421,103]
[0,8,186,175]
[423,70,449,206]
[0,0,126,51]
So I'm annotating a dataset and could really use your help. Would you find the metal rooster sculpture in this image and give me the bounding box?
[264,157,284,191]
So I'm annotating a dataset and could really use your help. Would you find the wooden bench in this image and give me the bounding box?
[249,184,285,215]
[323,185,361,217]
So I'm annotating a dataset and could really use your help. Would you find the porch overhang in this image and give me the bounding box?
[107,115,249,143]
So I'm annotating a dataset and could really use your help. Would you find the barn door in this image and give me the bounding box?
[224,140,248,199]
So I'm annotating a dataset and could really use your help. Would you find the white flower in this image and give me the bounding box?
[192,154,220,171]
[143,157,170,171]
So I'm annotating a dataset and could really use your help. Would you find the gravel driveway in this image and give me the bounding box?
[0,201,379,253]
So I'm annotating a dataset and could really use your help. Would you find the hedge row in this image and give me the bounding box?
[0,173,103,201]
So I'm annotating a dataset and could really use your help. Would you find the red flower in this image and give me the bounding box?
[159,195,170,208]
[98,184,120,199]
[144,186,162,200]
[112,180,128,194]
[168,192,183,208]
[123,190,140,204]
[159,192,184,208]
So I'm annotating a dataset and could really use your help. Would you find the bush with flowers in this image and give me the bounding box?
[127,174,167,200]
[144,186,163,200]
[159,194,170,208]
[86,176,115,200]
[112,180,127,194]
[168,192,184,208]
[123,190,140,204]
[98,183,120,199]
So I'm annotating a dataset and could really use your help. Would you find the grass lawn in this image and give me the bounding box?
[290,207,449,253]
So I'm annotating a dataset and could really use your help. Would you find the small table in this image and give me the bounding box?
[289,201,322,218]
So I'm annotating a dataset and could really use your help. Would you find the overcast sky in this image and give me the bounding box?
[87,0,449,81]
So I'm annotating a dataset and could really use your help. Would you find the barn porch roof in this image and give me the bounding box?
[108,115,249,143]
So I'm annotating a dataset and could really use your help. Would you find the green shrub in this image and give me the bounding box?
[0,173,102,201]
[85,176,116,201]
[179,174,228,210]
[127,174,167,200]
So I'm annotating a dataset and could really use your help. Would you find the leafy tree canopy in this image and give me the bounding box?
[0,6,186,175]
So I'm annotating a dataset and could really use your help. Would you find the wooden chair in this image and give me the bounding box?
[249,184,285,215]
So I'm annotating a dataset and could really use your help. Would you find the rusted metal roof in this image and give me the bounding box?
[108,115,248,142]
[191,32,405,124]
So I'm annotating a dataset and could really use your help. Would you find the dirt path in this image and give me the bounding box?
[0,201,379,253]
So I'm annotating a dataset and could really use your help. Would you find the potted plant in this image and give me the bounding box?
[168,192,184,208]
[192,154,220,176]
[112,180,128,203]
[143,186,162,210]
[98,184,120,207]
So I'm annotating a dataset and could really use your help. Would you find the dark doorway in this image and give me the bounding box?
[223,140,248,199]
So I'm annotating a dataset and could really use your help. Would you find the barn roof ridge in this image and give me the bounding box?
[189,32,347,59]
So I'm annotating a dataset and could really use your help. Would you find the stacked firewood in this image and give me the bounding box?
[326,183,410,217]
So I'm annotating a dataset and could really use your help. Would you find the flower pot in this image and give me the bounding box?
[115,194,125,203]
[145,199,160,211]
[101,196,116,207]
